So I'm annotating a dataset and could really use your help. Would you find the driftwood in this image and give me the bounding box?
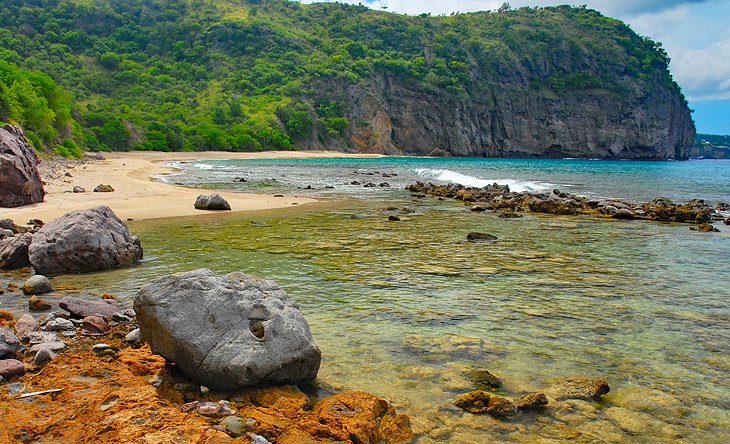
[17,388,63,398]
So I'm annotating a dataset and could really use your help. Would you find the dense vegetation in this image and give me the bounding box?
[0,0,684,153]
[0,59,81,156]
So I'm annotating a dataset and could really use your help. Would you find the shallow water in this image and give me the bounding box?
[5,157,730,442]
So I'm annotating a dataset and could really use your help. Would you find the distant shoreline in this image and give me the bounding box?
[3,150,383,224]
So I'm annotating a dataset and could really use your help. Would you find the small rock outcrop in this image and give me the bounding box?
[194,193,231,211]
[28,206,143,275]
[134,268,321,390]
[467,232,498,242]
[454,390,516,417]
[0,233,32,269]
[0,125,45,207]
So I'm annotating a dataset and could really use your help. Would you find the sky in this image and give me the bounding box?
[300,0,730,135]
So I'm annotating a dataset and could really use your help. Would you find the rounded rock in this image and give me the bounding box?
[22,275,53,295]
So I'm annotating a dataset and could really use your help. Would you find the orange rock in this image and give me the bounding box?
[0,309,15,327]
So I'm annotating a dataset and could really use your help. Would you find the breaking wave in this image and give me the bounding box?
[413,168,552,193]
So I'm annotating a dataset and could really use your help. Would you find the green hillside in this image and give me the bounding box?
[0,0,687,155]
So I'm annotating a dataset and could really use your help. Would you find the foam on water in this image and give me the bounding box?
[413,168,552,193]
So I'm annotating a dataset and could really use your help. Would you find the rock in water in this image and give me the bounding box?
[22,275,53,295]
[134,268,321,389]
[194,193,231,211]
[28,206,143,275]
[466,232,498,242]
[0,125,45,207]
[0,233,32,269]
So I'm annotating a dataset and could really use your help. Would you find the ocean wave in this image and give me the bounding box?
[413,168,552,193]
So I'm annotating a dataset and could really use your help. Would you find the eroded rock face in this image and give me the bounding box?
[28,206,143,275]
[134,268,321,390]
[0,125,45,207]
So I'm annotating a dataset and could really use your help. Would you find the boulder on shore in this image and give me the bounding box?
[28,206,143,275]
[22,275,52,295]
[0,233,32,269]
[0,125,45,207]
[194,193,231,211]
[134,268,321,390]
[93,184,114,192]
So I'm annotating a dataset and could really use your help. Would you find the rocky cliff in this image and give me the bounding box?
[339,75,694,159]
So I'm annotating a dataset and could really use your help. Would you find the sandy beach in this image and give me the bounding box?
[2,150,381,223]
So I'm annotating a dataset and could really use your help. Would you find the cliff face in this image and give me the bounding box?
[0,125,45,208]
[315,73,694,159]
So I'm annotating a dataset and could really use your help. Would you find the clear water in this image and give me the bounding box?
[5,157,730,443]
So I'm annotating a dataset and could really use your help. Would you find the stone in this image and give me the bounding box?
[82,316,112,336]
[690,223,720,232]
[92,153,105,160]
[22,275,53,295]
[93,184,114,192]
[124,328,142,345]
[28,295,52,311]
[45,318,75,331]
[91,343,116,356]
[0,219,18,233]
[0,358,25,378]
[516,393,549,410]
[466,232,498,242]
[72,186,85,193]
[27,331,58,344]
[134,268,321,390]
[454,390,516,416]
[0,125,46,207]
[549,377,610,401]
[0,233,32,269]
[30,340,66,353]
[59,296,120,319]
[194,193,231,211]
[220,416,257,438]
[388,215,401,221]
[0,327,20,357]
[465,369,503,389]
[470,205,487,212]
[14,314,37,338]
[29,206,143,275]
[34,348,56,367]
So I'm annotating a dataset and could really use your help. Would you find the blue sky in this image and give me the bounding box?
[300,1,730,135]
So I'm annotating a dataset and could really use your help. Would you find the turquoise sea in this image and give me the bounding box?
[12,157,730,442]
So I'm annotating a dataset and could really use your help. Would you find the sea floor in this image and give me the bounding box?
[12,195,727,443]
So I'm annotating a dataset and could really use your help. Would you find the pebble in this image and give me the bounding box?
[125,328,141,344]
[0,359,26,378]
[30,341,66,353]
[28,295,52,311]
[34,348,56,367]
[45,318,75,331]
[219,416,257,438]
[91,343,117,357]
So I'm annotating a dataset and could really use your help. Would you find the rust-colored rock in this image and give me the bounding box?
[0,125,45,208]
[516,392,549,410]
[454,390,516,417]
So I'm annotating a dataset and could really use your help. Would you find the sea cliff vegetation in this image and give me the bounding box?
[0,0,688,155]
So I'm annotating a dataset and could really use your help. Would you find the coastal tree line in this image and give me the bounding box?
[0,0,684,156]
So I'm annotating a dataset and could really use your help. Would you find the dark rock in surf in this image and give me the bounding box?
[467,232,498,242]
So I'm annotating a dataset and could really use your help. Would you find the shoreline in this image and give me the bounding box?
[3,150,383,223]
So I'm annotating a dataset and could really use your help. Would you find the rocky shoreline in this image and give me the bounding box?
[406,181,729,230]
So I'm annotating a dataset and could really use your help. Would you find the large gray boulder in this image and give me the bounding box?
[194,193,231,211]
[134,268,321,390]
[0,233,32,269]
[28,206,142,275]
[0,125,45,207]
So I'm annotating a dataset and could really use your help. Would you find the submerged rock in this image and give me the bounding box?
[134,268,321,389]
[466,232,498,242]
[690,223,720,232]
[465,369,503,389]
[29,206,143,275]
[516,393,549,410]
[194,193,231,211]
[0,125,45,208]
[454,390,516,417]
[549,377,610,401]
